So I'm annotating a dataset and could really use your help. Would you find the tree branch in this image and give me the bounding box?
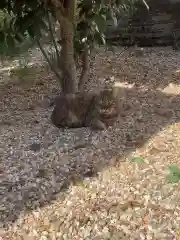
[36,38,62,84]
[50,0,65,16]
[78,48,89,92]
[46,9,61,66]
[141,0,149,10]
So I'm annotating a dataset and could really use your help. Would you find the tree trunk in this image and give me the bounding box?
[51,0,77,93]
[60,18,77,93]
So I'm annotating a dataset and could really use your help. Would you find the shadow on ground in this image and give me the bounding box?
[1,80,180,229]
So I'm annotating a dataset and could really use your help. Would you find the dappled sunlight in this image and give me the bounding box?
[157,82,180,95]
[0,60,36,74]
[95,46,180,91]
[175,68,180,73]
[1,46,180,239]
[113,81,135,89]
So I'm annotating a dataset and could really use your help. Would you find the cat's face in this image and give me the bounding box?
[98,88,116,108]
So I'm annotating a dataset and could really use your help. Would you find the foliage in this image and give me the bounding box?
[0,9,20,57]
[116,0,139,19]
[166,164,180,183]
[0,1,47,58]
[0,0,148,92]
[0,0,141,57]
[74,0,142,58]
[131,156,145,164]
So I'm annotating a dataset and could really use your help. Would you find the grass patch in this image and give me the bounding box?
[166,164,180,183]
[131,156,145,164]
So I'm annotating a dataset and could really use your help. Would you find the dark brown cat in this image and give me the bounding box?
[51,87,120,130]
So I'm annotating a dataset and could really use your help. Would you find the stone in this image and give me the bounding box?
[29,142,41,152]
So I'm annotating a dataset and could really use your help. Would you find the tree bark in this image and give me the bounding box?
[51,0,77,93]
[60,18,77,93]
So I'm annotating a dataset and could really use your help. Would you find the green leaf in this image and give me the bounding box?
[166,174,180,183]
[168,164,180,175]
[166,164,180,184]
[92,14,106,32]
[131,156,145,164]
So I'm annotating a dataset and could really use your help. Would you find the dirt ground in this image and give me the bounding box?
[0,46,180,239]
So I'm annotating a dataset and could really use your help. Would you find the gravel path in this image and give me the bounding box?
[0,46,180,239]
